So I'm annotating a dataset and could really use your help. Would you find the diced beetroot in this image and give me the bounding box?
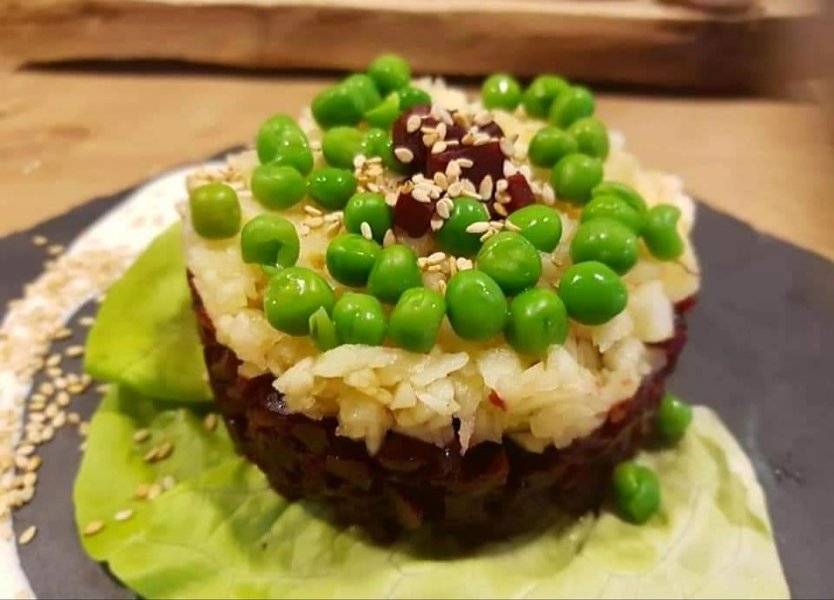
[504,173,535,214]
[425,141,505,189]
[477,121,504,138]
[391,105,432,174]
[394,190,435,238]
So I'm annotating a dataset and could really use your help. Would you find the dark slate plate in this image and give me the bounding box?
[4,169,833,600]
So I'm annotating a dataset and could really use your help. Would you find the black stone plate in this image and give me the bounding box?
[3,165,833,599]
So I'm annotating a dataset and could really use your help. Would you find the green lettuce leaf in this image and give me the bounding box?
[74,388,788,599]
[84,225,212,403]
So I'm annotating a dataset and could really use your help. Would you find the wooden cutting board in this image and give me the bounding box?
[0,0,820,91]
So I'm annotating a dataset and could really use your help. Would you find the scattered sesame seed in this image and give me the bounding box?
[161,475,176,490]
[32,235,48,247]
[79,316,95,327]
[156,441,174,461]
[493,203,509,217]
[134,483,150,500]
[411,187,431,204]
[542,184,556,205]
[504,220,522,232]
[436,198,453,220]
[53,327,72,340]
[146,484,162,500]
[431,141,447,155]
[303,205,323,217]
[426,251,446,266]
[83,521,105,537]
[114,509,134,522]
[406,115,422,133]
[17,444,35,457]
[67,412,81,425]
[479,175,494,200]
[430,218,444,232]
[18,525,37,545]
[360,222,374,241]
[203,413,218,432]
[500,137,516,158]
[64,345,84,358]
[503,160,518,178]
[457,158,474,169]
[427,264,442,273]
[133,429,151,443]
[465,222,491,234]
[384,192,398,207]
[394,147,414,163]
[46,244,64,256]
[324,221,341,237]
[27,456,41,472]
[45,353,61,367]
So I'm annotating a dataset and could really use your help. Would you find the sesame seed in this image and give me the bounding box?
[504,220,522,232]
[133,429,151,443]
[473,134,492,147]
[406,115,422,133]
[457,158,474,169]
[394,147,414,163]
[426,252,447,266]
[436,198,453,219]
[412,187,431,204]
[161,475,176,490]
[496,179,509,193]
[384,192,398,207]
[325,221,341,237]
[146,484,162,500]
[542,184,556,205]
[433,172,449,189]
[298,224,310,237]
[32,235,48,246]
[134,483,150,499]
[17,444,35,457]
[143,447,159,462]
[46,367,62,379]
[45,353,61,367]
[352,154,367,169]
[44,403,58,418]
[41,426,55,442]
[360,222,374,240]
[431,141,447,155]
[465,222,490,234]
[27,456,42,472]
[53,377,67,390]
[79,316,95,327]
[83,521,105,537]
[503,160,518,178]
[447,181,464,198]
[155,441,174,461]
[55,392,70,406]
[46,244,64,256]
[427,264,442,273]
[23,472,37,488]
[383,229,397,247]
[474,110,494,126]
[18,525,37,545]
[422,133,438,148]
[303,205,323,217]
[324,211,342,223]
[305,217,324,229]
[479,175,494,200]
[67,412,81,425]
[500,137,516,158]
[493,203,509,217]
[203,413,218,432]
[435,122,447,141]
[445,161,462,180]
[114,508,134,522]
[430,218,444,232]
[456,257,474,271]
[480,229,497,242]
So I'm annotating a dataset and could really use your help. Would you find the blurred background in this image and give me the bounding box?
[0,0,832,259]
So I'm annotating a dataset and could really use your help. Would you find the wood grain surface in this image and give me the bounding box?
[0,67,832,261]
[0,0,820,92]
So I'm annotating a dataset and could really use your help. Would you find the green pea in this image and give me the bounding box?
[558,261,627,325]
[367,54,411,96]
[364,93,401,129]
[240,214,300,268]
[476,232,542,296]
[326,234,381,287]
[342,73,382,112]
[435,198,490,257]
[189,182,241,240]
[568,116,609,160]
[445,270,507,341]
[592,181,647,214]
[332,292,387,346]
[570,218,639,275]
[307,168,357,210]
[551,153,603,205]
[581,194,644,234]
[311,85,364,129]
[522,75,569,119]
[344,192,392,243]
[322,126,367,169]
[264,267,335,336]
[643,204,684,260]
[655,392,693,443]
[612,462,661,525]
[255,116,313,175]
[549,85,595,128]
[364,128,408,175]
[367,244,423,303]
[528,127,578,168]
[481,73,523,111]
[505,288,569,356]
[388,287,446,353]
[309,307,339,352]
[250,164,306,210]
[505,205,563,253]
[397,86,432,111]
[271,144,315,176]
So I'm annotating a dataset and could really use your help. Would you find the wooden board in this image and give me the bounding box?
[0,0,821,92]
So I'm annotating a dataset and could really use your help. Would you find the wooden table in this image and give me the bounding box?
[1,67,833,260]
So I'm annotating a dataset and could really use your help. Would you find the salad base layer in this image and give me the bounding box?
[191,274,693,542]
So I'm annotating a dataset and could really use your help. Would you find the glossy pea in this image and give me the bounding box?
[570,218,639,275]
[643,204,685,260]
[655,392,693,443]
[435,198,490,257]
[388,287,446,353]
[250,164,306,210]
[189,182,241,240]
[326,234,381,287]
[255,115,313,174]
[528,127,578,168]
[476,232,542,296]
[522,75,569,119]
[322,126,367,169]
[549,85,595,128]
[581,194,644,234]
[308,307,339,352]
[551,153,604,205]
[307,168,357,210]
[240,214,300,268]
[481,73,523,111]
[397,86,432,111]
[344,192,392,243]
[332,292,387,346]
[505,288,569,356]
[445,270,508,341]
[264,267,335,336]
[367,244,423,303]
[368,54,411,96]
[592,181,647,214]
[342,73,382,112]
[364,93,401,129]
[557,261,627,325]
[311,84,365,129]
[569,116,609,159]
[612,462,661,525]
[506,205,563,252]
